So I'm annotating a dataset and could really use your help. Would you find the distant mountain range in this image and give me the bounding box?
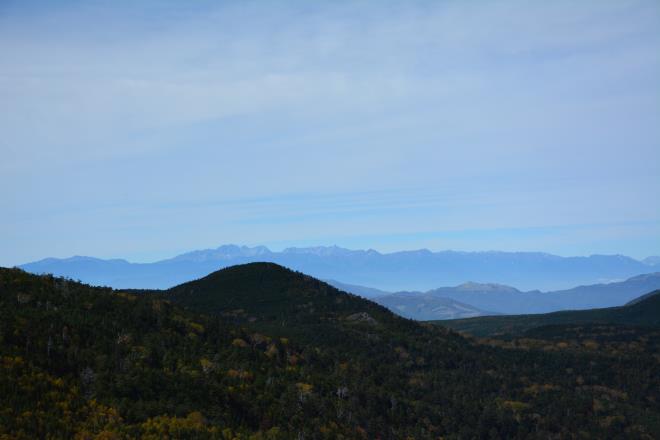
[424,272,660,314]
[324,280,494,319]
[329,272,660,319]
[19,244,660,291]
[437,290,660,337]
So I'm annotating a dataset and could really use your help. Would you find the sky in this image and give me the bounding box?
[1,0,659,266]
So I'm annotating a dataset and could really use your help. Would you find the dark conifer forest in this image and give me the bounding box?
[1,264,659,439]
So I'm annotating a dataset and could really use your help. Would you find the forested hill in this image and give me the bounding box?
[1,265,660,438]
[166,262,419,347]
[437,290,660,337]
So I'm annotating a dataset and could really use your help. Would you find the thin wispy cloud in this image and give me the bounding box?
[1,0,659,264]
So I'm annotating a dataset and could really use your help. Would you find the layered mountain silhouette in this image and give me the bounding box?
[373,292,492,320]
[438,290,660,337]
[324,280,494,320]
[330,272,660,319]
[20,244,659,291]
[423,272,660,314]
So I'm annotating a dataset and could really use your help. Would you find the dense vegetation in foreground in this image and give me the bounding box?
[1,264,659,439]
[436,290,660,337]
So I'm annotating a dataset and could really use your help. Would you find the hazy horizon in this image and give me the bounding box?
[3,0,659,266]
[16,242,660,267]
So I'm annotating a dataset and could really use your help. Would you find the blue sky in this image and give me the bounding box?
[1,0,659,265]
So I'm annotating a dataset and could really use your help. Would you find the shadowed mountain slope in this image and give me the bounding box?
[626,289,660,305]
[437,290,660,337]
[165,262,412,346]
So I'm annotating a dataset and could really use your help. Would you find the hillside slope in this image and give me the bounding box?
[437,290,660,337]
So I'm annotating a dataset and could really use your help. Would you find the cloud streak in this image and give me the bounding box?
[1,0,659,264]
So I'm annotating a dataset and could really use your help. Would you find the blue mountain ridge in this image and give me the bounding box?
[21,244,657,292]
